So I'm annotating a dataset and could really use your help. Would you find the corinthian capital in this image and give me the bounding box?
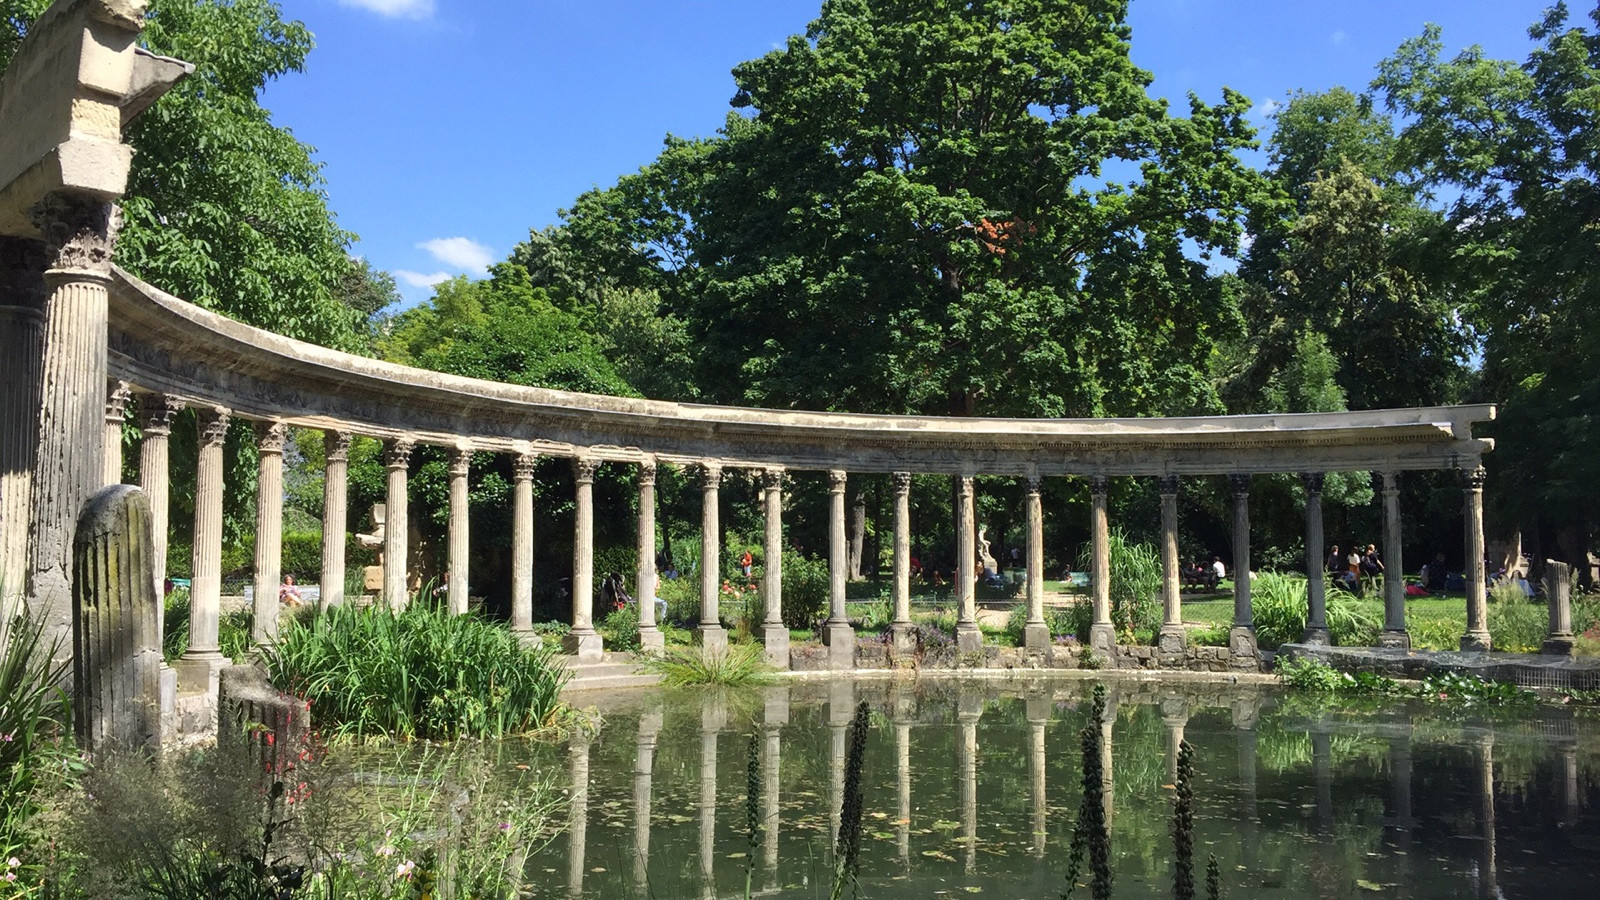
[30,194,119,276]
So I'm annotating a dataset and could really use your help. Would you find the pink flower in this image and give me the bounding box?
[395,860,415,879]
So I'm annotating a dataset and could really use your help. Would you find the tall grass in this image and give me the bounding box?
[1078,529,1162,642]
[1,611,73,887]
[264,603,569,741]
[1250,572,1381,649]
[638,643,778,686]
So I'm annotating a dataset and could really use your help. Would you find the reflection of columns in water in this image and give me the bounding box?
[1311,729,1333,834]
[828,680,854,847]
[1026,697,1050,858]
[1099,690,1116,830]
[1475,736,1498,900]
[567,736,591,899]
[894,693,915,869]
[1561,742,1580,829]
[957,694,983,873]
[1232,697,1259,871]
[700,699,727,895]
[1161,698,1189,786]
[763,686,789,880]
[1385,729,1415,894]
[633,707,663,894]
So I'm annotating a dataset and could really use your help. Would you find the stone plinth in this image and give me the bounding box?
[1543,560,1575,656]
[218,664,311,783]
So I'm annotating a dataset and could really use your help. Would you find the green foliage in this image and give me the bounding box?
[1078,528,1162,643]
[1001,603,1077,646]
[161,589,252,663]
[830,701,871,900]
[279,530,321,581]
[1,613,73,886]
[264,604,569,741]
[1249,572,1382,649]
[638,643,778,687]
[1487,598,1547,654]
[598,602,640,653]
[1065,684,1112,899]
[1274,656,1351,693]
[1276,655,1536,707]
[780,551,830,631]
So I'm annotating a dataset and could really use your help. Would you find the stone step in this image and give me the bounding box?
[562,672,662,692]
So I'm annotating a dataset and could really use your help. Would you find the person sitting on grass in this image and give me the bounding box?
[279,574,303,607]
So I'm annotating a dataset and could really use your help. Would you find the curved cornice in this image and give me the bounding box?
[106,267,1494,477]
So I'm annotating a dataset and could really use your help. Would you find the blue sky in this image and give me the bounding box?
[262,0,1561,304]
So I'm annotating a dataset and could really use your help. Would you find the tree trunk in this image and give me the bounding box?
[848,491,866,581]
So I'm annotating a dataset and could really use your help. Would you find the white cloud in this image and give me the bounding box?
[338,0,435,19]
[1249,98,1281,120]
[1330,29,1348,45]
[417,236,495,271]
[395,270,452,289]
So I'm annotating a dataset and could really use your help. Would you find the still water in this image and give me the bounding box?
[522,675,1600,899]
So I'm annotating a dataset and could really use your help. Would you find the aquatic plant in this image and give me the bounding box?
[1172,740,1196,900]
[1276,656,1536,707]
[639,642,779,687]
[830,700,870,900]
[1206,852,1221,900]
[1064,684,1112,900]
[265,603,569,740]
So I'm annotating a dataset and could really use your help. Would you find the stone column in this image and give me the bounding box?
[1023,475,1050,652]
[889,471,916,655]
[251,421,287,646]
[637,460,664,653]
[137,395,183,616]
[1302,472,1330,644]
[0,237,47,643]
[955,474,982,652]
[1026,696,1050,858]
[762,686,789,878]
[179,406,229,687]
[1475,735,1498,900]
[318,431,350,610]
[893,694,914,869]
[1161,698,1188,785]
[1543,559,1575,654]
[823,468,856,667]
[566,735,591,899]
[1377,472,1409,647]
[563,456,602,660]
[1157,474,1185,653]
[759,467,787,666]
[29,196,118,649]
[1461,466,1490,651]
[695,462,727,654]
[447,446,472,617]
[102,381,130,486]
[381,438,413,611]
[510,450,536,633]
[1099,690,1117,829]
[1088,474,1116,659]
[957,694,982,873]
[1227,474,1257,665]
[632,705,663,893]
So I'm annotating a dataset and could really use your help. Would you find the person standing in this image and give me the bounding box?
[1326,545,1342,577]
[740,549,754,579]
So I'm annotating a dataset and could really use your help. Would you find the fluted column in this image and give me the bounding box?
[102,381,130,486]
[632,706,663,893]
[510,450,536,632]
[1461,466,1490,651]
[29,196,117,647]
[251,421,288,646]
[695,462,727,654]
[888,471,916,655]
[637,460,663,653]
[823,469,856,666]
[0,236,47,642]
[137,395,183,619]
[180,406,230,676]
[566,735,591,899]
[1302,473,1330,644]
[1157,475,1185,653]
[1024,475,1049,652]
[955,474,981,652]
[318,431,350,609]
[563,456,602,660]
[447,446,472,617]
[1088,475,1116,659]
[1026,697,1049,858]
[382,438,413,611]
[1377,472,1409,647]
[1228,473,1257,665]
[759,468,788,666]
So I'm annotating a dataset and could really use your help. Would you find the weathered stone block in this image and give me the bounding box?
[218,664,310,784]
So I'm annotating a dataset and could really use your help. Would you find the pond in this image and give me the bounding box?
[520,675,1600,899]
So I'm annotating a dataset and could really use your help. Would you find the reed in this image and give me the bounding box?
[830,700,870,900]
[639,642,779,687]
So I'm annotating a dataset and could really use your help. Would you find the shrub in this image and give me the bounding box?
[657,576,700,627]
[1,613,72,882]
[1002,603,1079,645]
[1078,529,1161,643]
[599,602,641,653]
[265,604,569,740]
[781,551,830,630]
[1249,573,1381,649]
[1488,598,1547,653]
[280,529,323,580]
[639,643,778,686]
[162,588,252,663]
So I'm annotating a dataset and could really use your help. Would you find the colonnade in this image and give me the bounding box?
[100,380,1500,670]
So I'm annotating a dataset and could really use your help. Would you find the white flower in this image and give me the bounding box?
[395,860,415,879]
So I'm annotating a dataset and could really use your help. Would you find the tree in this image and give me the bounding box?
[1374,3,1600,549]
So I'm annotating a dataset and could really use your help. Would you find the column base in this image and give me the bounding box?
[888,621,919,658]
[1023,621,1052,653]
[638,625,665,655]
[1459,631,1491,652]
[1157,624,1187,655]
[761,623,791,669]
[1300,626,1331,646]
[1227,626,1258,667]
[1088,623,1117,662]
[822,620,855,669]
[173,652,228,695]
[695,623,728,657]
[159,663,177,745]
[955,622,983,654]
[1542,634,1575,656]
[562,628,604,661]
[1377,629,1411,650]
